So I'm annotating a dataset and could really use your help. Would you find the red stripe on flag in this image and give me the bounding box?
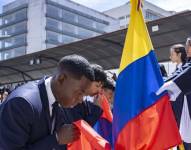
[115,95,182,150]
[68,120,111,150]
[99,94,113,122]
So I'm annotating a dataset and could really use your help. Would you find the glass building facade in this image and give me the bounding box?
[0,5,27,60]
[45,0,109,48]
[0,0,116,60]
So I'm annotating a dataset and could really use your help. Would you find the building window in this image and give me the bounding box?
[46,43,57,49]
[0,46,26,60]
[47,31,62,44]
[47,18,62,31]
[118,16,125,20]
[62,22,76,34]
[0,18,2,26]
[14,9,27,21]
[62,35,78,44]
[145,11,160,20]
[45,3,108,44]
[2,8,27,25]
[0,34,26,49]
[77,27,97,38]
[2,27,13,35]
[3,38,12,48]
[2,14,13,25]
[15,34,26,45]
[2,21,27,36]
[95,22,107,32]
[47,4,62,18]
[46,31,79,45]
[14,21,27,33]
[78,16,94,28]
[63,9,77,23]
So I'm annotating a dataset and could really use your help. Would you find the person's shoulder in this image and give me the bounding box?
[1,97,33,111]
[0,97,35,126]
[7,81,41,105]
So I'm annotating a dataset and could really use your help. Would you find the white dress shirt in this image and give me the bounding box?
[83,96,94,102]
[45,77,56,117]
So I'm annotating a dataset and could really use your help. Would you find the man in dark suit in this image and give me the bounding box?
[0,55,94,150]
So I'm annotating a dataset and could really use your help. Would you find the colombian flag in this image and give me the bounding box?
[68,120,111,150]
[94,94,113,146]
[112,0,182,149]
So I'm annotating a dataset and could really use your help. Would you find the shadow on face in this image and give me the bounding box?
[102,88,114,105]
[55,73,92,108]
[86,81,103,97]
[170,49,181,63]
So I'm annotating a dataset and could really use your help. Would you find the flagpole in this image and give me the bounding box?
[178,143,185,150]
[170,143,185,150]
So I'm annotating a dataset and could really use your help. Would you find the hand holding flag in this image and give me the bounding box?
[156,81,182,101]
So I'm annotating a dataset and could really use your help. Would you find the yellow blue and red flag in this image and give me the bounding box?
[112,0,182,149]
[68,120,111,150]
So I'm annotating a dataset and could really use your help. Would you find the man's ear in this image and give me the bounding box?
[58,73,67,84]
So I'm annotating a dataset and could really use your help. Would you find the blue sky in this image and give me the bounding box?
[0,0,191,13]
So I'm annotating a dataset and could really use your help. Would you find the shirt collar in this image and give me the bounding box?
[45,77,56,115]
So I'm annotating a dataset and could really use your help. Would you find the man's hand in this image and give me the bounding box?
[56,124,80,145]
[156,81,181,101]
[93,94,103,107]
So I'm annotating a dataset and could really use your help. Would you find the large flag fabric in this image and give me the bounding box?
[94,95,113,146]
[68,120,111,150]
[112,0,182,149]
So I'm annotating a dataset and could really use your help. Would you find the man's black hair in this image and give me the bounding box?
[58,55,94,81]
[91,64,107,83]
[103,78,115,91]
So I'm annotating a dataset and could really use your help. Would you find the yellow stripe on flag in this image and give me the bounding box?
[119,0,153,73]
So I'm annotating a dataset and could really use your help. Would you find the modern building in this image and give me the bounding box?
[0,0,119,61]
[104,0,175,29]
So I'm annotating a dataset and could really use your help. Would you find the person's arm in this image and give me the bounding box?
[64,101,103,126]
[174,67,191,95]
[156,67,191,101]
[0,97,58,150]
[83,101,103,126]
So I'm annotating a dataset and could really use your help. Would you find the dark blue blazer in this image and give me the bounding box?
[63,100,103,126]
[0,78,64,150]
[174,66,191,95]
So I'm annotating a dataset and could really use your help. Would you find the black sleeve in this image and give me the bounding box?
[83,101,103,126]
[0,97,58,150]
[64,101,103,126]
[174,67,191,95]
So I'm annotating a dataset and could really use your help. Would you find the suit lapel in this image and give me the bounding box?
[38,77,52,133]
